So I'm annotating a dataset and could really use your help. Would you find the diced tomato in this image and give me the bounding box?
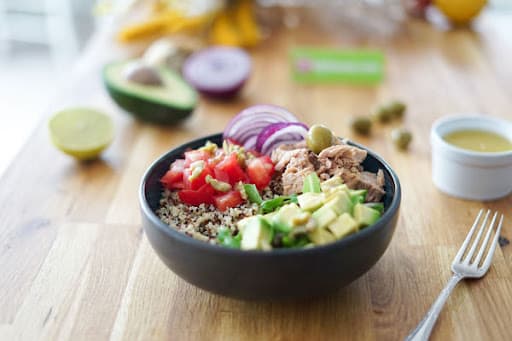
[178,184,215,206]
[182,168,192,189]
[213,168,230,184]
[161,159,185,190]
[215,153,247,185]
[214,190,243,211]
[184,150,210,167]
[169,181,185,189]
[161,142,275,208]
[183,165,213,190]
[246,156,274,190]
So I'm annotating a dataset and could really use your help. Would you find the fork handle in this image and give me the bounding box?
[405,273,463,341]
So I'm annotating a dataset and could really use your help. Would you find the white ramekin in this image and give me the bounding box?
[430,115,512,201]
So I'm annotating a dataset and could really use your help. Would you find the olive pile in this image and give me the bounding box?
[372,100,406,123]
[350,99,412,150]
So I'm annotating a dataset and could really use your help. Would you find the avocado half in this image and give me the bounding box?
[103,60,197,124]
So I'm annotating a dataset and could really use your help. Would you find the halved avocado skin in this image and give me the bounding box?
[103,64,196,125]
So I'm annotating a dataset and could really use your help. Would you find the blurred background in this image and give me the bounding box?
[0,0,511,175]
[0,0,101,173]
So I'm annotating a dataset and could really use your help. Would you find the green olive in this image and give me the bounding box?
[387,100,406,120]
[306,124,334,154]
[391,128,412,150]
[372,105,393,123]
[350,116,372,135]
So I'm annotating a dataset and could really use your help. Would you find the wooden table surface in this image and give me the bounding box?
[1,11,511,341]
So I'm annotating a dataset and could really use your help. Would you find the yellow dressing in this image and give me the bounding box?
[443,129,512,153]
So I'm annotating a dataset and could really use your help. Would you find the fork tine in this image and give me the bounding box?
[473,211,498,266]
[463,210,491,264]
[454,209,484,263]
[480,214,504,271]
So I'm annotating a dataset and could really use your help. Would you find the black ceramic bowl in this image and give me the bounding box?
[140,133,401,300]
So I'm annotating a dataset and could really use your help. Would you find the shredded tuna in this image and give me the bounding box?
[316,144,366,181]
[272,147,316,194]
[272,147,310,172]
[344,170,385,202]
[270,141,386,202]
[281,154,316,195]
[318,144,367,163]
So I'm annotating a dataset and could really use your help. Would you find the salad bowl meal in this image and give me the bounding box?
[140,105,401,300]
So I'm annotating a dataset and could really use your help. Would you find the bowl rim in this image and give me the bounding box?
[139,133,401,256]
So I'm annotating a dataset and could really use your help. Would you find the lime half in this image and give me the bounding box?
[49,108,114,160]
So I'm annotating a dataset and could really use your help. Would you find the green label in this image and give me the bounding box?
[290,47,384,84]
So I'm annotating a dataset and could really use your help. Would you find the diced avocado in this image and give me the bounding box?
[328,213,358,239]
[236,216,253,233]
[103,60,197,124]
[324,190,353,216]
[241,217,272,251]
[320,176,343,192]
[312,205,338,229]
[263,211,278,222]
[307,227,336,245]
[272,203,304,230]
[291,211,312,226]
[349,189,367,204]
[297,192,325,212]
[353,203,381,228]
[324,184,349,198]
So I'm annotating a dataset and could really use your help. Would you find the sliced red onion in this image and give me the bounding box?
[259,123,309,155]
[223,104,299,150]
[255,122,308,152]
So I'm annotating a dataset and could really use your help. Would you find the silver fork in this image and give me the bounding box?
[405,209,504,341]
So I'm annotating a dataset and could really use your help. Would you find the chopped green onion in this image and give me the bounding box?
[302,173,321,193]
[364,202,384,214]
[349,189,367,204]
[188,160,205,181]
[243,184,262,204]
[206,175,231,192]
[272,221,292,233]
[199,140,217,154]
[260,197,287,214]
[282,234,310,248]
[260,195,298,214]
[217,227,241,249]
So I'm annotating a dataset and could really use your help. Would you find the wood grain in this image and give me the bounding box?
[1,10,511,341]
